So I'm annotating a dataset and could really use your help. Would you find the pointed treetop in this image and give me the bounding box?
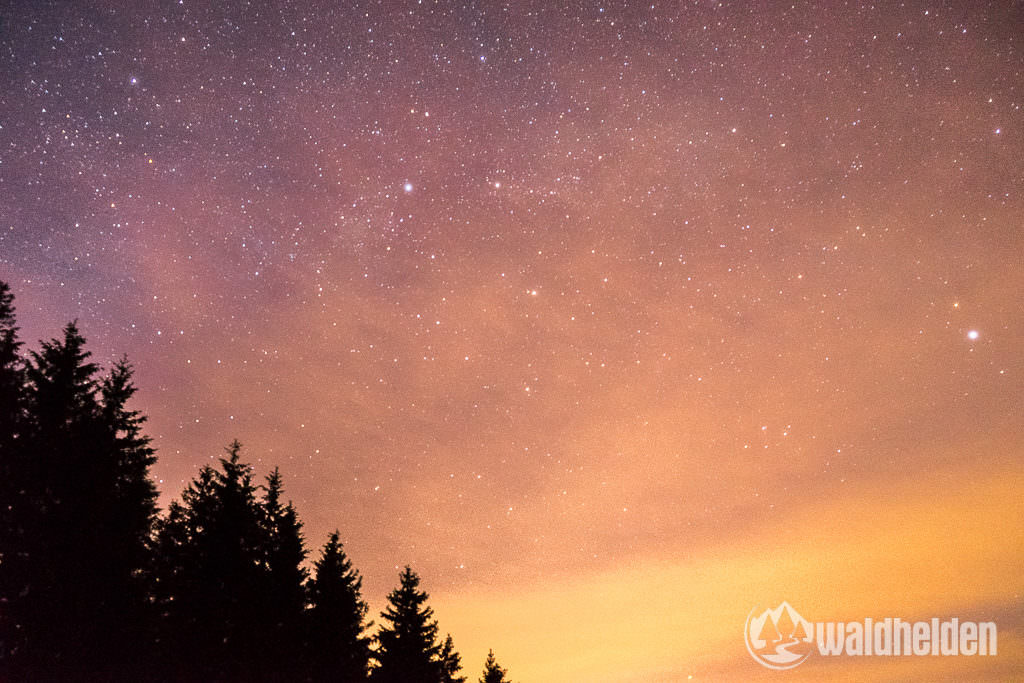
[373,566,442,682]
[308,531,372,680]
[479,649,511,683]
[0,280,15,323]
[0,280,24,434]
[0,279,20,346]
[439,633,467,683]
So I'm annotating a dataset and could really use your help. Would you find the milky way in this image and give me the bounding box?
[2,2,1022,680]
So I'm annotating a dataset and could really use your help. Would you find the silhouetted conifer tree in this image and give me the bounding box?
[439,634,467,683]
[93,356,159,671]
[0,281,22,444]
[306,531,372,681]
[153,441,269,681]
[258,467,309,678]
[372,566,443,683]
[479,649,511,683]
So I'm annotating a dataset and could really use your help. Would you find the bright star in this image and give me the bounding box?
[403,182,413,193]
[967,330,979,340]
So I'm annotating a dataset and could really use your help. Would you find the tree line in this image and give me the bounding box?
[0,281,513,683]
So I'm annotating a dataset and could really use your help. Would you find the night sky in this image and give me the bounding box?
[2,1,1022,680]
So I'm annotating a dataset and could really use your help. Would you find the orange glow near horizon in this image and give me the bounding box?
[432,460,1023,681]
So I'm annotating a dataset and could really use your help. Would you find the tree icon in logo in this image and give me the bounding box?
[744,602,815,670]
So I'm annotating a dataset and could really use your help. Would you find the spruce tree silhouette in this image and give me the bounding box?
[0,281,22,446]
[479,649,511,683]
[153,441,272,681]
[372,566,443,683]
[439,634,467,683]
[306,531,373,682]
[93,356,160,673]
[0,307,158,681]
[258,467,309,678]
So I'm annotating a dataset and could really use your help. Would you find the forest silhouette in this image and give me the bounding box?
[0,281,513,682]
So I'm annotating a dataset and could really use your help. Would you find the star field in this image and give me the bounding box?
[2,1,1022,680]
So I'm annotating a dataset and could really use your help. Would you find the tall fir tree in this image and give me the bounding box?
[306,531,372,682]
[439,634,467,683]
[372,566,443,683]
[153,441,269,681]
[94,357,159,673]
[0,281,22,445]
[479,650,511,683]
[258,467,309,678]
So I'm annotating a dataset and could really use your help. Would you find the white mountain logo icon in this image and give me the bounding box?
[744,601,816,669]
